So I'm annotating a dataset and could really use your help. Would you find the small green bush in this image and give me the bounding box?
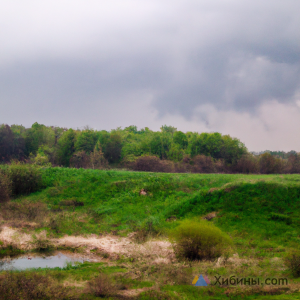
[5,163,43,196]
[285,250,300,277]
[0,172,11,203]
[169,219,232,260]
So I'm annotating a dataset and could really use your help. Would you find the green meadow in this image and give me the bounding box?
[2,167,300,299]
[36,168,300,251]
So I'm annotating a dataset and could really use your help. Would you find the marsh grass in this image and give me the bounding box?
[86,273,124,298]
[0,271,76,300]
[0,200,48,223]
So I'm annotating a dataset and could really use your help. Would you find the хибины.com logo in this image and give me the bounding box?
[192,275,210,287]
[192,275,289,287]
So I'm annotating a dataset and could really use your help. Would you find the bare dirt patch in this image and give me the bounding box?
[0,226,174,262]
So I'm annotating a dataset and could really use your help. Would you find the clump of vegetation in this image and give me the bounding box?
[0,200,48,223]
[131,155,174,173]
[0,172,11,203]
[86,273,120,298]
[4,163,44,196]
[29,234,54,252]
[0,271,75,300]
[285,250,300,277]
[269,212,292,225]
[169,219,232,260]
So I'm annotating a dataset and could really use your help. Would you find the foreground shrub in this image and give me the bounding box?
[285,250,300,277]
[169,219,232,260]
[86,273,119,298]
[0,172,11,203]
[0,271,75,300]
[5,163,43,196]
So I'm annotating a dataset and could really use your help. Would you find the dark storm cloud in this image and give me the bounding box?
[1,0,300,125]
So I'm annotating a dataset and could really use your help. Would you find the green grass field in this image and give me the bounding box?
[31,168,300,250]
[2,167,300,299]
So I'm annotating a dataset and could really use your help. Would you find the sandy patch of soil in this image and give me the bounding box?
[0,226,174,261]
[55,235,174,261]
[0,226,32,249]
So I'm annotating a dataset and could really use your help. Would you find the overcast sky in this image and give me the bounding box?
[1,0,300,151]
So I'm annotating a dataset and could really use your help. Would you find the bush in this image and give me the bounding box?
[169,219,232,260]
[5,163,43,196]
[131,155,174,172]
[259,153,283,174]
[191,155,215,173]
[69,151,90,168]
[86,273,119,298]
[0,271,75,300]
[234,154,259,174]
[285,250,300,277]
[0,172,11,203]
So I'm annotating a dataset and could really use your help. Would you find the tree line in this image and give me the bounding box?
[0,122,299,174]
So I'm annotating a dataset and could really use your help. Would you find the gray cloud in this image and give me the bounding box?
[1,0,300,149]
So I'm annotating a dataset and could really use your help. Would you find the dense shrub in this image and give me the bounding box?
[174,162,189,173]
[0,172,11,203]
[191,155,215,173]
[285,153,300,174]
[214,159,227,173]
[0,272,75,300]
[86,273,119,298]
[169,219,232,260]
[234,154,259,174]
[259,153,284,174]
[132,155,174,172]
[285,250,300,277]
[4,163,43,196]
[69,151,90,168]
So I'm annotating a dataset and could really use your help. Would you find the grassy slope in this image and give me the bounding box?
[6,168,300,299]
[26,168,300,252]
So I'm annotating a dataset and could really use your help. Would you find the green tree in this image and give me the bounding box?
[190,132,223,158]
[104,132,122,163]
[24,122,55,156]
[167,143,184,162]
[75,129,98,154]
[173,131,188,149]
[160,125,177,137]
[221,135,247,164]
[57,129,77,167]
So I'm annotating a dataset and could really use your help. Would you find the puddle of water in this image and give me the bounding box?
[0,252,89,271]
